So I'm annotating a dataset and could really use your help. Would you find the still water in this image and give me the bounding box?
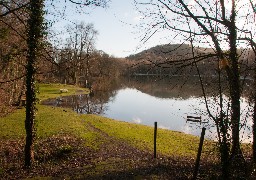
[104,88,205,135]
[43,77,253,142]
[103,88,252,142]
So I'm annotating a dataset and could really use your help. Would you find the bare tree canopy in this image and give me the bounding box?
[0,1,29,18]
[135,0,256,178]
[67,0,109,7]
[0,0,111,168]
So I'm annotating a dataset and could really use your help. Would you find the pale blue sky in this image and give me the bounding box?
[46,0,171,58]
[46,0,255,58]
[83,0,142,57]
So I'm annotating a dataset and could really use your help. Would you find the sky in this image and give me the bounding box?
[46,0,171,58]
[46,0,255,58]
[82,0,144,57]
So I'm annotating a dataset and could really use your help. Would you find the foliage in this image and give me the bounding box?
[24,0,46,167]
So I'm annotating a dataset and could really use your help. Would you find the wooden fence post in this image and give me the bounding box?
[193,127,206,180]
[154,122,157,158]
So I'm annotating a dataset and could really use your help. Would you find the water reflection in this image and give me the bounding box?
[42,76,254,142]
[43,91,113,115]
[104,88,214,138]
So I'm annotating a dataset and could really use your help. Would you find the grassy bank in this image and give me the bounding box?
[0,83,211,157]
[85,115,214,157]
[38,83,90,101]
[0,84,90,139]
[0,83,218,179]
[0,105,210,157]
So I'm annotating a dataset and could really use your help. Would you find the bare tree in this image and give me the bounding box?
[0,0,29,18]
[0,0,28,116]
[65,22,98,86]
[135,0,255,178]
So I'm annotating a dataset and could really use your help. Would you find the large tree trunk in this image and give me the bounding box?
[227,6,246,177]
[218,114,230,179]
[253,56,256,163]
[226,0,242,158]
[253,85,256,163]
[25,0,44,167]
[24,56,36,167]
[230,76,241,157]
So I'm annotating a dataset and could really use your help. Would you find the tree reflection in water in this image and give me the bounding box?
[43,90,118,115]
[42,76,254,142]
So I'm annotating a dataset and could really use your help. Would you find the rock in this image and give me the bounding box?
[60,89,68,93]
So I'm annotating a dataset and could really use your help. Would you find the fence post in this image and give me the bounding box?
[193,127,206,180]
[154,122,157,158]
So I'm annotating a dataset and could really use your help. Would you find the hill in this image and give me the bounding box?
[127,44,215,61]
[125,44,255,77]
[126,44,217,76]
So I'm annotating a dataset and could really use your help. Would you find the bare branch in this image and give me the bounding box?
[67,0,108,7]
[0,74,26,84]
[177,0,225,59]
[0,2,29,18]
[249,0,256,14]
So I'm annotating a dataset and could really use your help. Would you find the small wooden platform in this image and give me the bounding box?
[186,115,208,124]
[187,116,201,123]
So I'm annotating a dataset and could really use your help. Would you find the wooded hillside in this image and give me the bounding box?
[126,44,255,77]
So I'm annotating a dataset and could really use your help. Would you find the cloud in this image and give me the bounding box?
[132,117,142,124]
[159,125,170,130]
[133,15,143,23]
[133,11,143,23]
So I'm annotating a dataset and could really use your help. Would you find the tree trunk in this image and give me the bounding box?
[25,59,36,167]
[219,115,230,179]
[25,0,44,167]
[253,56,256,163]
[227,7,246,176]
[253,90,256,163]
[227,2,242,158]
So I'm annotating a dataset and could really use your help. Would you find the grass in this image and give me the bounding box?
[0,107,26,139]
[85,114,213,157]
[0,84,97,145]
[0,83,213,156]
[37,83,89,101]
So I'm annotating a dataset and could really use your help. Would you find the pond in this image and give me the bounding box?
[42,76,253,142]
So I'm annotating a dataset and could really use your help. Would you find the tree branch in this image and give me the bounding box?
[67,0,108,7]
[0,2,29,18]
